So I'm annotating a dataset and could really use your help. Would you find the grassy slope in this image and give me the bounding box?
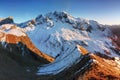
[0,47,35,80]
[76,53,120,80]
[0,44,49,80]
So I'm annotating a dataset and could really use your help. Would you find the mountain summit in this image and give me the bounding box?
[0,11,120,80]
[19,11,120,74]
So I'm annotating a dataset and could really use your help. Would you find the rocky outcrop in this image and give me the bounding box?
[75,53,120,80]
[0,17,14,25]
[37,53,120,80]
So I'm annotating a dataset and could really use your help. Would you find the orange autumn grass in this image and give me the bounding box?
[1,32,55,62]
[78,45,89,55]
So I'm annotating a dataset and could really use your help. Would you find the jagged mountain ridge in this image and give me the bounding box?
[18,11,120,75]
[0,24,54,62]
[0,11,120,80]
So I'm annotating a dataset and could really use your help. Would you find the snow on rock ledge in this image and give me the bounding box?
[0,24,26,36]
[37,46,82,75]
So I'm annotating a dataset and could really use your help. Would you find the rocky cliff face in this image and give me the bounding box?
[0,17,14,25]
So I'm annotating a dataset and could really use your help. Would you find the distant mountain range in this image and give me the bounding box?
[0,11,120,80]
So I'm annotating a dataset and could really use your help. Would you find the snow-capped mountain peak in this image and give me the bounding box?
[0,11,119,76]
[16,11,119,75]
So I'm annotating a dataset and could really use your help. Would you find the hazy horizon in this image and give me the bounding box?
[0,0,120,25]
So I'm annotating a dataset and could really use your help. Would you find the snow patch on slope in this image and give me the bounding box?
[38,46,81,75]
[0,24,26,36]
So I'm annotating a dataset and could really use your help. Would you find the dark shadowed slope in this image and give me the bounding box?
[110,25,120,47]
[0,46,36,80]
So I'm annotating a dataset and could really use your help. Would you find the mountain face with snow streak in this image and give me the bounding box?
[0,11,120,80]
[18,11,120,75]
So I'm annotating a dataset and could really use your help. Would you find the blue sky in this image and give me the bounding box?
[0,0,120,25]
